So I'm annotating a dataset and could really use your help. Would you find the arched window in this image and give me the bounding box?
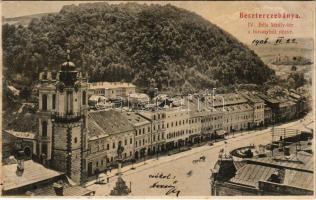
[42,121,48,137]
[42,94,47,111]
[82,91,86,105]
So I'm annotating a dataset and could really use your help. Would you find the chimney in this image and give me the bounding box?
[53,181,64,196]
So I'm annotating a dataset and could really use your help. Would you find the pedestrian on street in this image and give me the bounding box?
[109,166,112,173]
[107,177,110,183]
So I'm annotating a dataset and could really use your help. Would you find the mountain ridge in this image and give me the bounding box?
[3,2,275,93]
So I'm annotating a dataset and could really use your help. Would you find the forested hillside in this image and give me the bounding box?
[3,2,274,93]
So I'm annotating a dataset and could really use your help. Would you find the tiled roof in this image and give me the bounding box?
[256,94,280,104]
[224,104,252,113]
[207,93,248,107]
[32,184,93,196]
[88,110,134,137]
[240,92,265,103]
[2,160,63,191]
[121,112,151,127]
[279,101,296,108]
[250,151,313,172]
[229,164,276,188]
[87,115,108,140]
[284,169,314,191]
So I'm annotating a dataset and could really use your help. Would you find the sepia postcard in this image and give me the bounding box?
[0,0,315,198]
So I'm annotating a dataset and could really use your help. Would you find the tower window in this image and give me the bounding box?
[82,91,86,105]
[52,94,56,110]
[42,121,48,137]
[42,94,47,111]
[74,137,78,143]
[66,91,73,114]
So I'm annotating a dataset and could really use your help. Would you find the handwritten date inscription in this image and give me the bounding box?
[252,37,297,46]
[149,173,180,197]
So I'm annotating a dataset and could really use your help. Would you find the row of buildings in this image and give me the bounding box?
[2,55,309,186]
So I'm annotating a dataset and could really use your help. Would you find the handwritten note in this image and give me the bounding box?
[148,172,180,197]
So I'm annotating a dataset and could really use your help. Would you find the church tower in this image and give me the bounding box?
[37,50,88,183]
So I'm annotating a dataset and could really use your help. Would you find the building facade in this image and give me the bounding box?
[88,82,136,99]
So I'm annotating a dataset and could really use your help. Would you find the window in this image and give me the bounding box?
[42,121,48,137]
[42,72,47,80]
[52,94,56,110]
[113,142,115,149]
[125,139,127,146]
[66,91,73,114]
[42,94,47,111]
[130,138,133,144]
[42,143,48,155]
[82,91,86,105]
[74,137,78,143]
[107,144,109,150]
[135,141,138,147]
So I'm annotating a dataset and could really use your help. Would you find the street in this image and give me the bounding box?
[85,113,314,197]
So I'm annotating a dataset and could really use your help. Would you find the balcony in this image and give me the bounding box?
[52,112,83,123]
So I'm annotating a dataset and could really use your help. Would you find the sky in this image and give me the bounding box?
[1,1,315,44]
